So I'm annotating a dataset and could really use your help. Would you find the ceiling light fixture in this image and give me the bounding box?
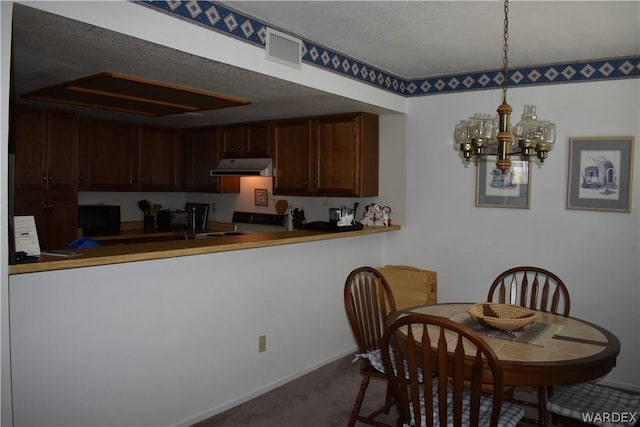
[454,0,555,173]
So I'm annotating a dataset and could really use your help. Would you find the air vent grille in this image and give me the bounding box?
[265,28,302,69]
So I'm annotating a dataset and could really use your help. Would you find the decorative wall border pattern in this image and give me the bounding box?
[138,1,640,97]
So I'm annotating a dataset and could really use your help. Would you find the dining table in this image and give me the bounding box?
[393,302,621,426]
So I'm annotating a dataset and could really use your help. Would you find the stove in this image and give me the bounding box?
[195,211,288,238]
[231,211,288,233]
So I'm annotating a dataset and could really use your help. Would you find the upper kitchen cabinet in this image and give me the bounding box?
[315,112,379,197]
[272,119,312,195]
[79,118,139,190]
[14,107,78,192]
[219,122,271,158]
[182,127,240,193]
[138,127,180,191]
[273,112,379,197]
[79,120,180,191]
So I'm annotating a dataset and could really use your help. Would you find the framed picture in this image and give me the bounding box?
[476,159,531,208]
[254,188,268,206]
[567,137,634,212]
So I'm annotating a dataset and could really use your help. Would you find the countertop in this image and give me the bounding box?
[9,225,401,275]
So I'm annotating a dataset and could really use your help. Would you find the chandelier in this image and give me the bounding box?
[454,0,555,173]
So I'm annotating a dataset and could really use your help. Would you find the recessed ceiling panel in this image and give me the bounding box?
[22,72,251,116]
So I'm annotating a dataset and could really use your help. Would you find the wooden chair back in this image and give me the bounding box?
[487,266,570,316]
[381,314,506,427]
[344,266,397,353]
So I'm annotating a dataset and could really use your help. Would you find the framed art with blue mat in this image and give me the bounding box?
[567,136,634,212]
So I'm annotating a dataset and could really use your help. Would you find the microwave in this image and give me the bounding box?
[78,205,121,236]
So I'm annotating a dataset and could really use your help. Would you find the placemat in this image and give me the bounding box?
[451,313,564,346]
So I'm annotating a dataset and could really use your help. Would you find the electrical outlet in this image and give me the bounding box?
[258,335,266,353]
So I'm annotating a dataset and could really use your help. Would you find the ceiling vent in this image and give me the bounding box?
[265,28,302,69]
[22,72,250,116]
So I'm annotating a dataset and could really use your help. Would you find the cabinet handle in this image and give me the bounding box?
[79,174,84,183]
[49,175,53,184]
[41,172,47,185]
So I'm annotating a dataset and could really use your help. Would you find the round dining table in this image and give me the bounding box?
[395,303,621,388]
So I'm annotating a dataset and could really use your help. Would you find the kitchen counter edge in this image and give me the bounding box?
[9,225,401,275]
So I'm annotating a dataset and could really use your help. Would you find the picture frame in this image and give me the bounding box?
[476,159,531,208]
[567,136,634,212]
[254,188,268,206]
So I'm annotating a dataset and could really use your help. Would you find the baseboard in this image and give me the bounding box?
[175,346,358,427]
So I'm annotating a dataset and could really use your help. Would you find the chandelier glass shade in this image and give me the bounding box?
[454,0,555,173]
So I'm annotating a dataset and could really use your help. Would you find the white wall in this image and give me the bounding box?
[1,3,13,426]
[8,233,390,426]
[385,79,640,390]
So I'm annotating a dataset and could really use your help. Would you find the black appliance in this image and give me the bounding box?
[78,205,121,236]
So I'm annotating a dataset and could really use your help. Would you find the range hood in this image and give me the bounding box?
[210,158,273,177]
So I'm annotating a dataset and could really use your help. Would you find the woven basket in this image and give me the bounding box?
[466,303,536,331]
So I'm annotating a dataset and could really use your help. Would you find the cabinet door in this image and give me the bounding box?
[219,126,244,157]
[139,127,180,190]
[46,111,78,191]
[14,189,48,249]
[45,190,79,250]
[315,115,360,196]
[80,119,139,190]
[14,108,47,189]
[316,113,379,197]
[244,123,271,157]
[273,120,312,195]
[182,128,239,193]
[220,123,271,157]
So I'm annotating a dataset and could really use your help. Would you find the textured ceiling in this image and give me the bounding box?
[10,1,640,128]
[225,1,640,79]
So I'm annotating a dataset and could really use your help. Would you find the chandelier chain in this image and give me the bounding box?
[502,0,510,104]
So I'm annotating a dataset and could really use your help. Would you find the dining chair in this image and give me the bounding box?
[546,382,640,426]
[487,266,571,426]
[487,266,570,316]
[381,313,525,427]
[344,266,397,427]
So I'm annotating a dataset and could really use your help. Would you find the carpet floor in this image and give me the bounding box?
[191,354,397,427]
[191,354,583,427]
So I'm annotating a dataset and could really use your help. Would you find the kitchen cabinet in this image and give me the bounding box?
[273,112,379,197]
[182,128,240,193]
[220,122,271,158]
[315,112,378,197]
[14,108,78,192]
[14,189,78,250]
[272,119,312,195]
[138,126,180,191]
[80,120,180,191]
[79,118,139,190]
[13,107,79,249]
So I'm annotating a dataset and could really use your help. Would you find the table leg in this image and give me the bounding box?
[538,386,548,427]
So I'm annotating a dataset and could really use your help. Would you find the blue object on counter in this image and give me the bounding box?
[67,237,101,249]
